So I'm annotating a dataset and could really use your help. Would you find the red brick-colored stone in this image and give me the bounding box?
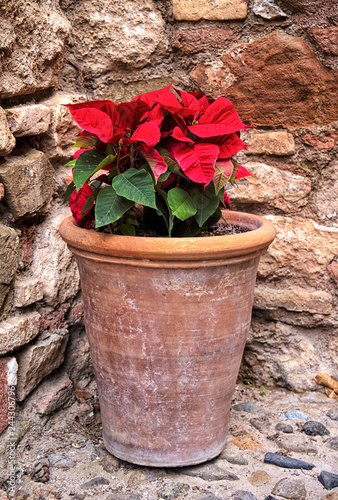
[68,301,84,326]
[21,225,36,268]
[301,131,337,152]
[190,31,338,128]
[308,27,338,56]
[328,261,338,285]
[39,303,70,332]
[172,28,240,53]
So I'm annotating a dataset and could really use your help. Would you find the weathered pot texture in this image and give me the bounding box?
[59,210,276,467]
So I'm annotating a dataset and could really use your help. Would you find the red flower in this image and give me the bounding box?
[70,183,95,229]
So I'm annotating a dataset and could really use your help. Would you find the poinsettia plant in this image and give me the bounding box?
[64,84,250,237]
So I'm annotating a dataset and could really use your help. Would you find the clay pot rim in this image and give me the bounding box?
[59,210,276,262]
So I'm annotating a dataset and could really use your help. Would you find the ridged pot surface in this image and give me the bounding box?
[59,211,276,467]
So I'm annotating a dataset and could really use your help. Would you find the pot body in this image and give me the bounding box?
[59,211,275,467]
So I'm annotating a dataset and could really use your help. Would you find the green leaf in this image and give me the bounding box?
[74,135,97,148]
[190,183,220,227]
[217,187,225,207]
[204,206,222,228]
[63,181,76,204]
[120,224,136,236]
[167,187,197,221]
[125,210,138,226]
[158,171,171,183]
[213,160,233,194]
[95,186,134,228]
[230,159,239,186]
[112,168,157,209]
[65,159,76,167]
[172,217,200,237]
[73,150,108,190]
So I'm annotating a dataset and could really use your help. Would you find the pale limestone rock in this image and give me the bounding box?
[5,104,51,137]
[0,107,15,156]
[38,94,85,161]
[254,287,333,315]
[65,0,169,76]
[228,162,311,211]
[245,131,295,156]
[173,0,247,20]
[0,313,41,356]
[16,329,69,402]
[314,159,338,224]
[13,277,43,308]
[253,0,287,19]
[31,373,73,415]
[0,1,71,98]
[0,148,55,219]
[258,216,338,284]
[242,320,337,391]
[277,434,318,454]
[30,206,80,307]
[104,78,179,104]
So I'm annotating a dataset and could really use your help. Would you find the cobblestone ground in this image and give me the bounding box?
[1,384,337,500]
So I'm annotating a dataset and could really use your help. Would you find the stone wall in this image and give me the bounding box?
[0,0,337,434]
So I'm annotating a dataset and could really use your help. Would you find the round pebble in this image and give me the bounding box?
[301,421,330,436]
[327,407,338,421]
[272,477,307,499]
[279,410,309,420]
[275,422,294,433]
[232,402,261,413]
[329,437,338,450]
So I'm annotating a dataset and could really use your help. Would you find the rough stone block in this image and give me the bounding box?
[308,27,338,56]
[0,312,41,356]
[104,78,178,104]
[245,131,295,156]
[5,104,51,137]
[0,225,20,313]
[38,94,85,161]
[228,162,311,211]
[0,357,18,434]
[63,327,93,382]
[328,261,338,284]
[30,207,81,307]
[254,287,333,315]
[13,277,43,308]
[190,31,338,127]
[31,373,74,415]
[172,28,240,53]
[0,107,15,156]
[301,131,336,152]
[64,0,168,77]
[242,320,327,391]
[0,225,20,287]
[314,159,338,224]
[0,148,55,220]
[173,0,247,20]
[253,0,287,19]
[258,216,338,285]
[0,1,71,98]
[15,329,69,401]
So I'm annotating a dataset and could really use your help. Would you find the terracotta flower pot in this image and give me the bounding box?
[59,210,275,467]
